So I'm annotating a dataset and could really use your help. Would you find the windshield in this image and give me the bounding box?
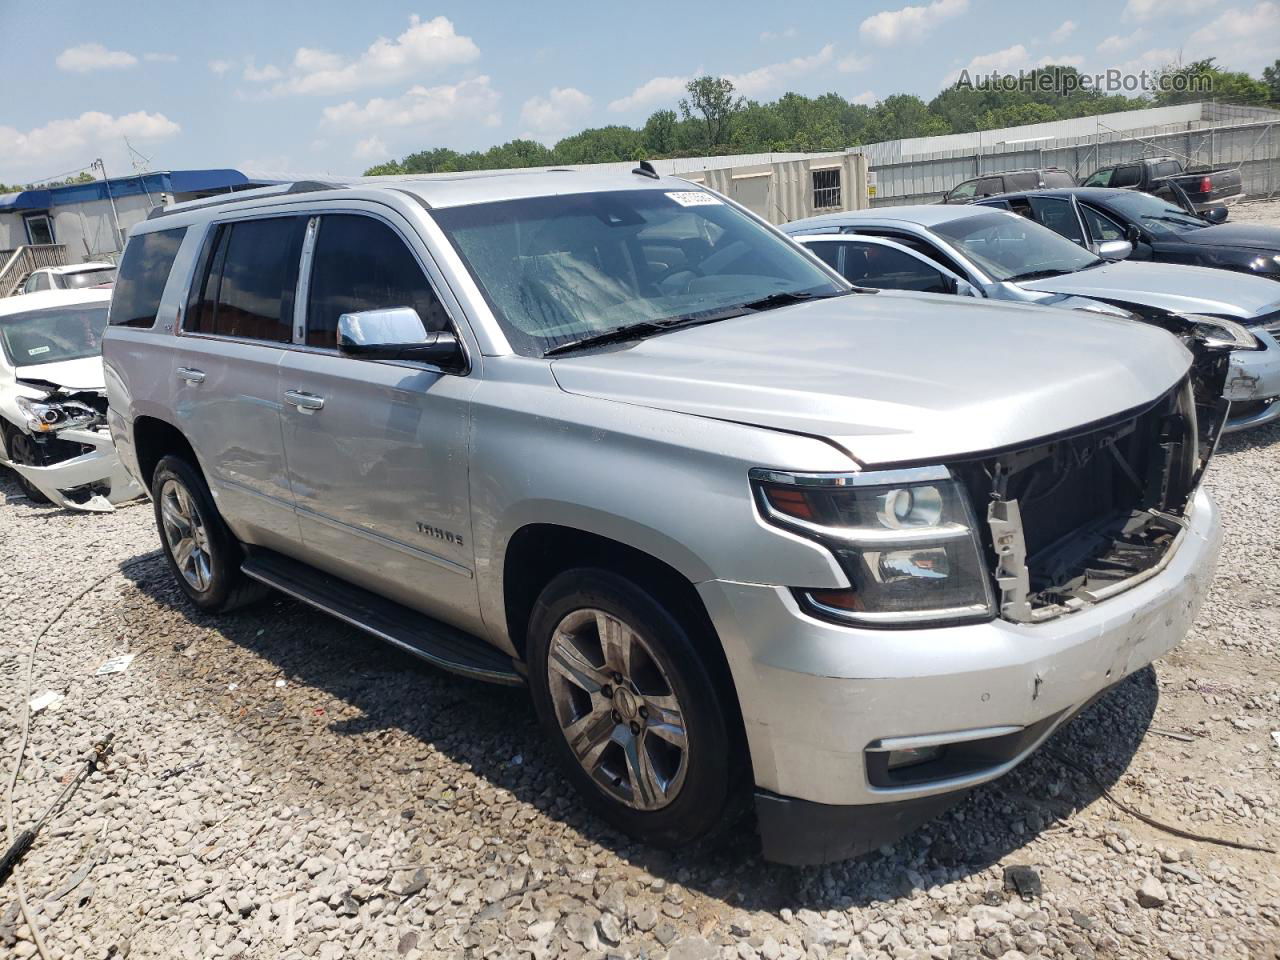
[1102,191,1208,236]
[931,211,1101,281]
[0,304,109,367]
[431,189,845,356]
[61,268,116,289]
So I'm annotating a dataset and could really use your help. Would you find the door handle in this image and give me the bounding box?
[177,367,206,384]
[284,389,325,413]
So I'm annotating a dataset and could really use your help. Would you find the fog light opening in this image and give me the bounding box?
[886,746,943,770]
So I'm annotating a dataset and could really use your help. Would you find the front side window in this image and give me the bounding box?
[1082,168,1113,187]
[803,241,843,272]
[306,215,451,348]
[843,241,951,293]
[187,217,305,341]
[947,180,978,202]
[932,211,1100,282]
[1027,197,1085,244]
[0,304,109,367]
[110,228,184,327]
[431,189,844,357]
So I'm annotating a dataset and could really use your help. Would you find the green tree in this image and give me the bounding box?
[642,109,678,155]
[1154,58,1270,105]
[679,76,741,150]
[1262,59,1280,101]
[551,126,644,164]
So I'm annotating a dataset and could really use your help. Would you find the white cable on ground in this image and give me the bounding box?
[4,552,161,960]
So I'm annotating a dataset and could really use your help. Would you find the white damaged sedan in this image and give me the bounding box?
[0,289,143,511]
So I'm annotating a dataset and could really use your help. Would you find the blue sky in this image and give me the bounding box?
[2,0,1276,184]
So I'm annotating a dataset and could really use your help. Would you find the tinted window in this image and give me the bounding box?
[1081,205,1126,242]
[0,304,109,366]
[306,215,451,348]
[1007,172,1038,190]
[1028,197,1085,244]
[110,228,184,327]
[804,241,843,271]
[187,217,304,341]
[976,178,1004,197]
[847,228,968,277]
[1082,168,1113,187]
[432,190,843,357]
[844,241,951,293]
[1111,165,1141,188]
[1042,171,1076,188]
[1153,161,1181,178]
[63,268,116,289]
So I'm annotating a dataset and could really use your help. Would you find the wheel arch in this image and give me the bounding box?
[132,415,200,492]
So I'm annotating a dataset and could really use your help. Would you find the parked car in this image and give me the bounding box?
[975,187,1280,282]
[1080,157,1243,214]
[0,288,143,509]
[784,204,1280,432]
[941,168,1075,204]
[21,262,116,295]
[104,172,1226,865]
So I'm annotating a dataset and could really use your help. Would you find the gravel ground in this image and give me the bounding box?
[3,207,1280,960]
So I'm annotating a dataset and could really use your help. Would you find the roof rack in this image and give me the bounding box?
[147,179,346,220]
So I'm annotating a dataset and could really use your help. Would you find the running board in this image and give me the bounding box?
[241,549,524,686]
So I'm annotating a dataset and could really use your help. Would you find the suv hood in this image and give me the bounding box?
[1180,222,1280,251]
[1018,260,1280,320]
[550,294,1191,466]
[14,356,106,393]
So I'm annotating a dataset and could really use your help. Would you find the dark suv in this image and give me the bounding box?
[941,168,1076,204]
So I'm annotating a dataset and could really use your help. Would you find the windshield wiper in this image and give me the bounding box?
[1005,268,1075,282]
[543,311,746,357]
[738,289,861,311]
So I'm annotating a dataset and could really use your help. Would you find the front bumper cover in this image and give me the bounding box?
[2,427,144,512]
[1224,329,1280,432]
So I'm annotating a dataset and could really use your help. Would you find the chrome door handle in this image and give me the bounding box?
[177,367,206,384]
[284,389,325,413]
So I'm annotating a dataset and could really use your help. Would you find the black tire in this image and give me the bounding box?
[527,568,741,849]
[151,455,265,613]
[4,428,52,504]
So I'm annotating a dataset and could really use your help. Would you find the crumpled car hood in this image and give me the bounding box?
[14,356,106,393]
[1180,222,1280,251]
[1019,261,1280,321]
[550,293,1191,466]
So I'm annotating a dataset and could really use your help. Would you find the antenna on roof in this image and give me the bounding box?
[632,159,660,180]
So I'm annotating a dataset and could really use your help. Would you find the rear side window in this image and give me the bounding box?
[1153,161,1181,179]
[1007,172,1038,191]
[110,228,184,327]
[1028,197,1085,244]
[187,217,305,342]
[1111,165,1141,188]
[1042,171,1076,188]
[975,178,1004,197]
[305,214,451,348]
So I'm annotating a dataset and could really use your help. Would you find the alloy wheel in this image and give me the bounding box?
[547,608,690,810]
[159,478,213,591]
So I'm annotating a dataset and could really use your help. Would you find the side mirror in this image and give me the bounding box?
[1125,224,1142,246]
[337,308,464,369]
[1097,239,1133,261]
[1203,206,1228,224]
[953,279,981,297]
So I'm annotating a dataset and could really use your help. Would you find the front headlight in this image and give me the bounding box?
[15,396,100,433]
[750,466,994,627]
[1178,314,1261,350]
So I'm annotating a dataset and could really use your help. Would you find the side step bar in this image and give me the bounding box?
[241,549,524,686]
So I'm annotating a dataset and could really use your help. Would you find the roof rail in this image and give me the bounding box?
[146,179,346,220]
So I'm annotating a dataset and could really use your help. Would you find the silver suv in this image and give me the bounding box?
[103,170,1225,865]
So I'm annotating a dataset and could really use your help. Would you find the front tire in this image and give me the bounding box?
[527,568,739,849]
[151,455,264,612]
[5,429,52,504]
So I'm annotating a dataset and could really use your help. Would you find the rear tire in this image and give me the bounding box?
[527,568,740,849]
[151,455,265,612]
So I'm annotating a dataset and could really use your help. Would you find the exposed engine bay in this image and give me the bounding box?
[952,350,1230,623]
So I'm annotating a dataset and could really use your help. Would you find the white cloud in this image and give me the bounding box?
[209,59,234,76]
[608,74,692,113]
[944,44,1083,87]
[143,52,178,63]
[56,43,138,72]
[354,135,389,160]
[1187,2,1280,72]
[860,0,969,46]
[1049,20,1077,43]
[1113,47,1179,76]
[727,44,835,97]
[760,27,798,41]
[851,91,878,105]
[0,111,180,177]
[322,76,501,131]
[243,63,283,82]
[1125,0,1218,18]
[838,53,872,73]
[520,88,593,143]
[1097,30,1145,54]
[252,15,479,96]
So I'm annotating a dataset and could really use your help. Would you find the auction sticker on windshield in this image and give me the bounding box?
[667,191,722,207]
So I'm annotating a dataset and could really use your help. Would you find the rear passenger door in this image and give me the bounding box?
[173,214,306,548]
[277,209,479,627]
